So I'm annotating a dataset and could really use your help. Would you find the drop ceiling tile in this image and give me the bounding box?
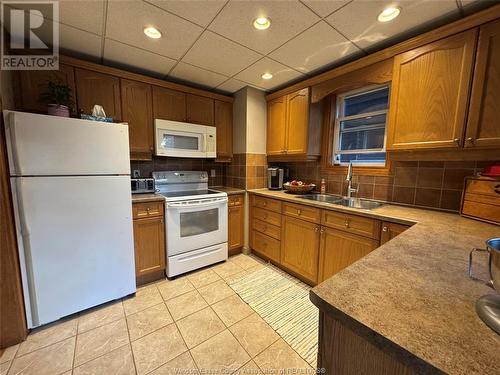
[103,39,176,78]
[216,78,249,94]
[269,21,361,74]
[182,31,262,76]
[147,0,226,27]
[208,1,320,55]
[106,0,203,60]
[58,0,105,35]
[169,62,229,89]
[234,57,304,90]
[6,0,105,35]
[326,0,459,49]
[300,0,351,17]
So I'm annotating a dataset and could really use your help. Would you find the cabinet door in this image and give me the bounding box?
[215,100,233,160]
[285,88,309,155]
[387,30,477,150]
[466,20,500,148]
[18,64,76,113]
[319,228,379,283]
[75,68,122,120]
[186,94,214,126]
[281,215,320,284]
[267,96,287,155]
[380,221,410,245]
[228,205,244,252]
[152,86,186,121]
[133,216,166,277]
[121,79,153,160]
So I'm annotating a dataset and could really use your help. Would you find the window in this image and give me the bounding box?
[333,85,389,166]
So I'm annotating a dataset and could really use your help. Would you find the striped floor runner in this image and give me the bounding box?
[229,265,319,366]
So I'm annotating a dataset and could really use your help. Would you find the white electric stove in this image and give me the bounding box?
[152,171,228,277]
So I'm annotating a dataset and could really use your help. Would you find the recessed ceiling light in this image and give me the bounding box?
[144,26,162,39]
[377,6,401,22]
[253,17,271,30]
[261,73,273,80]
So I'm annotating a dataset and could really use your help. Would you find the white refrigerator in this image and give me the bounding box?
[3,111,136,328]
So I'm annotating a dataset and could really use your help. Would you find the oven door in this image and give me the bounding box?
[166,197,228,256]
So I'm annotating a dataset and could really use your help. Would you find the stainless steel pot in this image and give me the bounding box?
[469,237,500,291]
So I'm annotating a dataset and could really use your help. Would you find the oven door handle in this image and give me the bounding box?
[167,197,227,209]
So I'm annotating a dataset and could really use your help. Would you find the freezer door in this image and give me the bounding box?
[4,111,130,176]
[12,176,136,328]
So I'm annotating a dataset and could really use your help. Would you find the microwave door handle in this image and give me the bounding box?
[202,134,207,153]
[168,198,227,209]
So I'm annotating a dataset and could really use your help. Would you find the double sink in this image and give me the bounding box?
[299,194,384,210]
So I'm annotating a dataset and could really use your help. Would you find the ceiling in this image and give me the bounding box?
[3,0,487,94]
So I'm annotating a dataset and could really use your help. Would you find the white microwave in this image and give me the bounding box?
[155,119,216,158]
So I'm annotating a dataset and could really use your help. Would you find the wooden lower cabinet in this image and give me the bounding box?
[228,194,244,254]
[318,228,379,283]
[380,222,411,245]
[281,215,321,284]
[252,230,281,263]
[132,202,166,285]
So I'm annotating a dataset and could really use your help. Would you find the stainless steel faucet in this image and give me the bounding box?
[346,161,358,198]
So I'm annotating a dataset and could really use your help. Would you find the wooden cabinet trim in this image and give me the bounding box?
[60,55,233,103]
[321,210,381,240]
[252,196,282,213]
[253,207,281,227]
[132,201,164,219]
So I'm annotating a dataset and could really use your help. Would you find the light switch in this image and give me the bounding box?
[133,170,140,178]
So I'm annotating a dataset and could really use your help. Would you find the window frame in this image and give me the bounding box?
[332,84,390,167]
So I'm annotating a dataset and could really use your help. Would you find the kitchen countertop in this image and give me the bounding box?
[131,193,165,203]
[248,189,500,375]
[210,186,246,195]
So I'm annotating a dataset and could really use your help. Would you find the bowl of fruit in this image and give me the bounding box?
[283,180,316,194]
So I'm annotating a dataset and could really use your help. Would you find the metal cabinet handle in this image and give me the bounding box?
[344,219,350,228]
[320,228,325,234]
[297,209,302,215]
[466,137,474,143]
[382,226,388,232]
[314,226,319,232]
[453,138,460,145]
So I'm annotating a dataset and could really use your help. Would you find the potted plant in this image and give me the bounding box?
[40,81,73,117]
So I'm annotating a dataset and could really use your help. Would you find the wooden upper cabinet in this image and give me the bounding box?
[466,19,500,148]
[121,79,153,160]
[267,96,287,155]
[17,64,76,113]
[286,88,309,155]
[215,100,233,160]
[281,215,320,284]
[75,68,122,121]
[186,94,214,126]
[152,86,186,122]
[387,29,477,150]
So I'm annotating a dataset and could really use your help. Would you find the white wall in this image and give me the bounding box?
[245,87,267,154]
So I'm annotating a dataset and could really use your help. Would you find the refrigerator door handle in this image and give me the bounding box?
[13,178,39,326]
[6,112,21,175]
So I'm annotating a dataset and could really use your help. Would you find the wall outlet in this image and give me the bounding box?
[133,170,141,178]
[211,169,216,177]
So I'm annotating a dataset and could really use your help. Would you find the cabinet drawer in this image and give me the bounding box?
[229,194,244,206]
[133,201,164,219]
[253,196,282,212]
[322,210,380,240]
[252,219,281,240]
[282,202,321,223]
[251,230,280,263]
[253,207,281,226]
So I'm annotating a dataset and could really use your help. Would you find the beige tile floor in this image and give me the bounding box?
[0,254,314,375]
